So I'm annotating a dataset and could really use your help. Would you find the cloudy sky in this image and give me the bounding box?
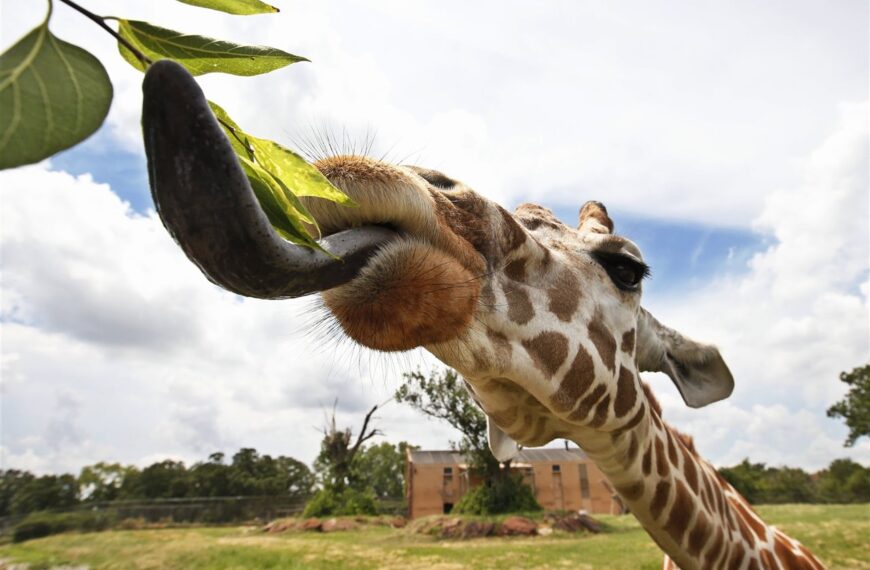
[1,0,868,475]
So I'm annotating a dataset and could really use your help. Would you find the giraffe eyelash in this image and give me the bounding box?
[591,251,651,292]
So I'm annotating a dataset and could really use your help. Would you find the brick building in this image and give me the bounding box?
[405,448,622,518]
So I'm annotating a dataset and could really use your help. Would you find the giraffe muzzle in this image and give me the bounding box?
[141,60,398,299]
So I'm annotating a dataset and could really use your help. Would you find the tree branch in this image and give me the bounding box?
[350,404,380,457]
[57,0,153,67]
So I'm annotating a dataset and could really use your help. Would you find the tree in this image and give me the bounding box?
[816,458,870,503]
[188,453,232,498]
[719,459,767,504]
[78,462,138,502]
[1,0,350,249]
[0,470,36,516]
[827,364,870,447]
[135,460,189,499]
[761,467,816,504]
[313,403,382,492]
[395,368,497,475]
[225,448,314,499]
[304,403,385,517]
[395,368,540,514]
[352,441,415,500]
[9,474,79,515]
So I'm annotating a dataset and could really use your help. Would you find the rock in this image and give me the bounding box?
[499,516,537,536]
[299,518,323,531]
[322,518,357,532]
[576,513,603,533]
[439,517,464,538]
[549,512,603,534]
[264,519,296,533]
[538,526,554,536]
[461,521,495,538]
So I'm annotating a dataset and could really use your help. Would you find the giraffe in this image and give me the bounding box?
[141,60,826,570]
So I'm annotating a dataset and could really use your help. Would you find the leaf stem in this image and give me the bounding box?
[57,0,153,67]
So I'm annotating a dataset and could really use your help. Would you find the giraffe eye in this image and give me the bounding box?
[592,252,650,292]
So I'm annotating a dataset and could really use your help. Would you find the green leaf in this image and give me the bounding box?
[117,20,306,76]
[208,101,354,253]
[0,23,112,170]
[175,0,279,15]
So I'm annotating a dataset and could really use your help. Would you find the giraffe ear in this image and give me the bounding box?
[635,309,734,408]
[487,416,520,462]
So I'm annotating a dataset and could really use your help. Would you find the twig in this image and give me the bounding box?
[57,0,153,67]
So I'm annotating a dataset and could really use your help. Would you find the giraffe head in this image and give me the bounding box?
[144,60,733,459]
[305,156,734,455]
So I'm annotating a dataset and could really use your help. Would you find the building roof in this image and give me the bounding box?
[408,448,588,465]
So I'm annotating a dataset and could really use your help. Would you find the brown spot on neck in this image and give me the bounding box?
[649,480,671,520]
[587,394,612,428]
[613,365,638,417]
[655,436,669,478]
[550,344,595,412]
[760,549,777,569]
[727,543,746,569]
[569,383,606,421]
[588,314,617,372]
[498,206,527,252]
[705,527,726,567]
[504,258,527,282]
[504,281,534,324]
[687,511,711,557]
[641,381,663,417]
[611,402,647,438]
[641,441,653,476]
[733,499,767,543]
[615,480,644,502]
[486,328,512,360]
[680,444,699,493]
[546,269,580,322]
[621,328,635,353]
[667,431,679,465]
[521,331,569,377]
[663,479,694,545]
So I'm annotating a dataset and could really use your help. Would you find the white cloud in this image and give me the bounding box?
[2,0,866,227]
[645,103,870,470]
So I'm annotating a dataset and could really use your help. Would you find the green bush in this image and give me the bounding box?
[302,487,377,518]
[12,510,117,543]
[454,474,541,515]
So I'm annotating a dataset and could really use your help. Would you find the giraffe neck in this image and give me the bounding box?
[567,402,824,570]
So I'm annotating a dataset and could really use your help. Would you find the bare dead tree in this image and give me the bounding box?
[315,400,384,490]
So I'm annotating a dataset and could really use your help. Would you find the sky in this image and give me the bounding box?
[1,0,868,475]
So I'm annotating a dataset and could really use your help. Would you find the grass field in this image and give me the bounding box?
[0,504,867,569]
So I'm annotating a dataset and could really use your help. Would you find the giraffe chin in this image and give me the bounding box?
[322,237,480,352]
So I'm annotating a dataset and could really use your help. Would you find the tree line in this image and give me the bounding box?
[719,458,870,505]
[3,447,867,520]
[0,442,408,518]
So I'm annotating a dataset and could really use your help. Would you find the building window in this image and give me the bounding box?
[443,467,454,489]
[552,464,561,473]
[579,464,590,499]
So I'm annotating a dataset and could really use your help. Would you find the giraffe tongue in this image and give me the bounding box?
[142,60,398,299]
